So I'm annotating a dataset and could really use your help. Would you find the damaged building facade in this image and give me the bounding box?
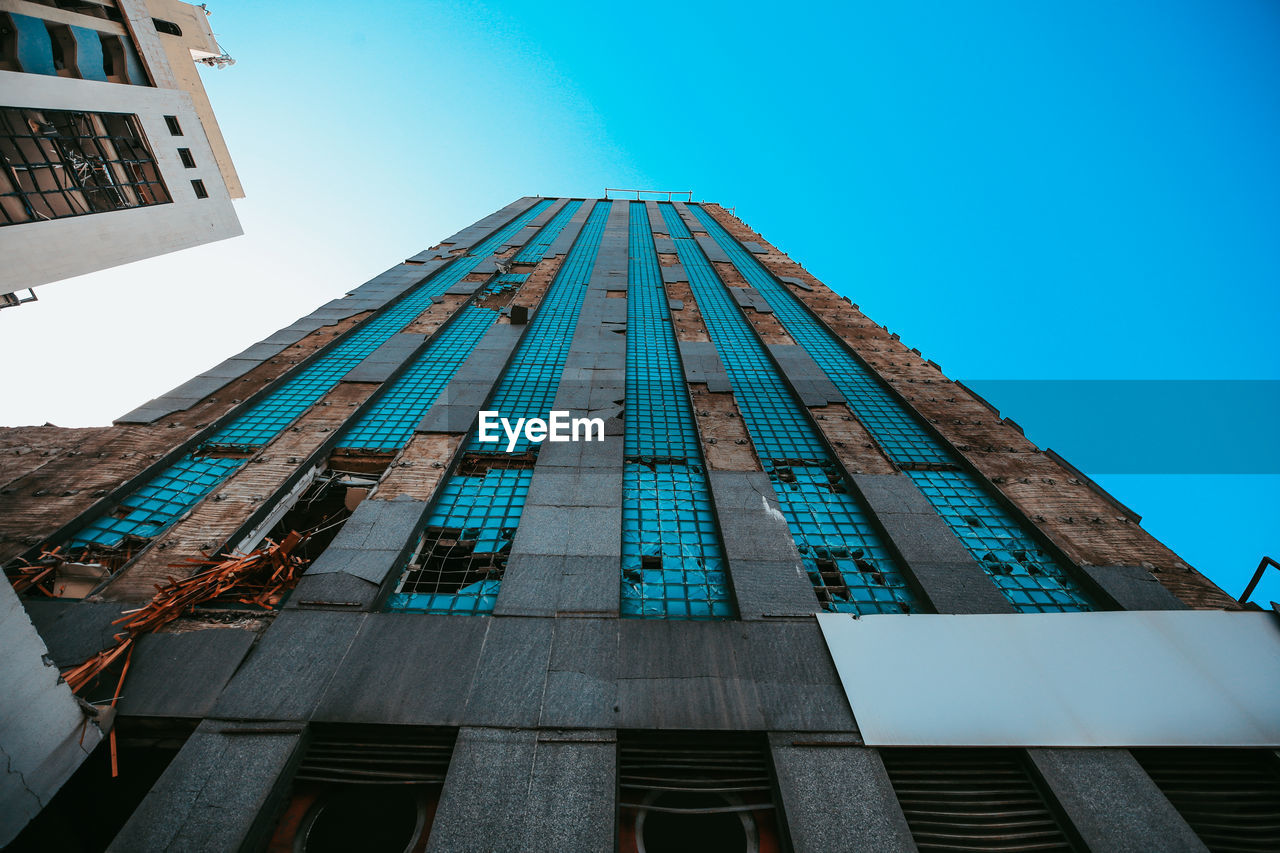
[1,196,1278,851]
[0,0,242,306]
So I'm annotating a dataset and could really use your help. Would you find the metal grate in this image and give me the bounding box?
[388,202,612,614]
[688,204,1097,614]
[618,731,789,850]
[296,725,457,785]
[661,203,920,616]
[881,748,1080,852]
[623,201,732,620]
[1134,749,1280,853]
[61,201,554,552]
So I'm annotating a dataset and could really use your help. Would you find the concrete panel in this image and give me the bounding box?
[1082,564,1190,611]
[107,721,302,853]
[211,610,367,721]
[427,728,535,853]
[314,613,486,725]
[342,333,426,383]
[540,618,618,728]
[817,610,1280,746]
[518,734,617,852]
[463,617,555,727]
[117,629,256,718]
[678,340,731,392]
[769,736,918,853]
[1027,748,1208,852]
[768,343,846,407]
[707,470,819,619]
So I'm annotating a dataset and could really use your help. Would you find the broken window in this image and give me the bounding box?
[658,202,920,616]
[618,732,790,853]
[0,107,171,226]
[151,18,182,37]
[622,202,733,620]
[267,725,455,853]
[388,453,532,615]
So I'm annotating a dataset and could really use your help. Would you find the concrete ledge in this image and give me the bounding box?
[768,343,846,407]
[1081,565,1190,611]
[678,340,731,392]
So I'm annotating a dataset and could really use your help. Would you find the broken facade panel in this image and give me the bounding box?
[0,197,1266,851]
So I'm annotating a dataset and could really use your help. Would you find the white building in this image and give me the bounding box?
[0,0,242,306]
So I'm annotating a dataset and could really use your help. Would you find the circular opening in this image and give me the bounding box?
[302,786,422,853]
[640,792,751,853]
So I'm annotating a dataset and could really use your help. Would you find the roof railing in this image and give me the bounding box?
[604,188,694,201]
[1238,556,1278,605]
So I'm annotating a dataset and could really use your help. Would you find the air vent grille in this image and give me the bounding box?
[296,725,456,785]
[881,748,1078,852]
[1134,748,1280,853]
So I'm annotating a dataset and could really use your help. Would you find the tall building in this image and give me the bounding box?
[1,196,1277,851]
[0,0,242,306]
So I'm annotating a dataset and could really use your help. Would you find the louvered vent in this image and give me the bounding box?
[1133,748,1280,852]
[881,748,1078,852]
[267,726,457,852]
[295,724,457,784]
[617,732,789,853]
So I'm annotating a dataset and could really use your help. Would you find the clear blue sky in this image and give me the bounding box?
[2,0,1276,602]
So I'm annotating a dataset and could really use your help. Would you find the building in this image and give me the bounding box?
[0,0,242,306]
[1,196,1277,850]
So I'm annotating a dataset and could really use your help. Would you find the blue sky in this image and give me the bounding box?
[2,0,1276,602]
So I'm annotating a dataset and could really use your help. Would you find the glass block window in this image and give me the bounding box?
[908,469,1096,612]
[207,200,555,450]
[689,203,1098,614]
[1,107,170,226]
[64,200,555,550]
[513,199,583,263]
[660,202,921,615]
[386,202,613,614]
[388,464,533,615]
[622,202,732,619]
[68,456,245,549]
[466,201,610,454]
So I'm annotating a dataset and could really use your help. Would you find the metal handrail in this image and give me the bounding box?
[604,188,693,201]
[1238,556,1278,604]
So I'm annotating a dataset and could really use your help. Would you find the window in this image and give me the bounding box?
[0,14,18,73]
[99,32,127,83]
[152,18,182,37]
[0,107,171,226]
[178,148,196,168]
[164,115,182,136]
[45,22,77,78]
[190,179,207,199]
